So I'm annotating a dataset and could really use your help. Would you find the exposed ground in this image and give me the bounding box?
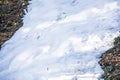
[0,0,30,48]
[99,37,120,80]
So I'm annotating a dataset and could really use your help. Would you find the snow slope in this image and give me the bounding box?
[0,0,120,80]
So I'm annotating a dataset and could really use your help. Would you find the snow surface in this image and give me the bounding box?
[0,0,120,80]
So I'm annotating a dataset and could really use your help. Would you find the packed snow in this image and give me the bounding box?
[0,0,120,80]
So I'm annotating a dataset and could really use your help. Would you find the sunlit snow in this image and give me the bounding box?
[0,0,120,80]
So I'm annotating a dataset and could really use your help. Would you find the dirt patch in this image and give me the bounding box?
[0,0,30,48]
[99,37,120,80]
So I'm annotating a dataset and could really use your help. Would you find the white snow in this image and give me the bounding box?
[0,0,120,80]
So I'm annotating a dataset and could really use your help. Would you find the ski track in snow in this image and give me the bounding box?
[0,0,120,80]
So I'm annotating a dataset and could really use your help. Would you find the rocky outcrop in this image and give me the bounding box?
[99,37,120,80]
[0,0,30,48]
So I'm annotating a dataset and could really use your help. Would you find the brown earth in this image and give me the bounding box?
[0,0,30,49]
[99,37,120,80]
